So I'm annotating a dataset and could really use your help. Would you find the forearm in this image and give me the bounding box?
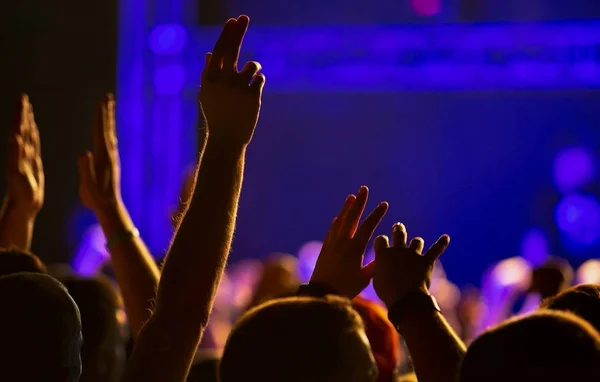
[397,311,466,382]
[124,138,246,382]
[158,138,245,321]
[94,201,160,338]
[0,198,36,250]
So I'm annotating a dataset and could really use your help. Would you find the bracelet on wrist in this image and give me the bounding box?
[387,290,441,331]
[296,282,337,298]
[106,228,140,250]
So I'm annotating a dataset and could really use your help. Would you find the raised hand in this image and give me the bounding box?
[78,95,121,211]
[77,94,160,339]
[310,186,389,299]
[373,223,450,308]
[6,94,44,215]
[200,15,265,146]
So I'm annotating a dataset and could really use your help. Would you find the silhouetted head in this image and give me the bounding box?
[0,272,82,381]
[60,275,126,382]
[542,284,600,333]
[220,296,378,382]
[458,310,600,382]
[0,248,47,276]
[187,353,220,382]
[352,297,400,382]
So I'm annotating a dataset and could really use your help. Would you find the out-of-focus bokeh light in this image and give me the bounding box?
[297,241,322,282]
[520,228,550,267]
[410,0,442,16]
[148,24,187,55]
[228,259,262,310]
[153,65,186,95]
[553,147,595,193]
[555,193,600,246]
[72,224,109,276]
[576,259,600,284]
[492,257,532,288]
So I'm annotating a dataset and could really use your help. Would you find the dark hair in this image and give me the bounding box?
[0,248,47,276]
[542,284,600,332]
[220,295,378,382]
[458,310,600,382]
[0,272,82,381]
[187,354,220,382]
[60,275,126,382]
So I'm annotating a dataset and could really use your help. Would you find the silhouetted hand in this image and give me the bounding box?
[200,15,265,146]
[310,186,388,299]
[78,95,121,212]
[373,223,450,308]
[6,95,44,215]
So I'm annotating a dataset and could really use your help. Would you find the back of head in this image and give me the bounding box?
[187,354,220,382]
[458,310,600,382]
[220,295,378,382]
[0,272,82,382]
[542,284,600,332]
[60,275,126,382]
[0,248,47,276]
[352,297,400,382]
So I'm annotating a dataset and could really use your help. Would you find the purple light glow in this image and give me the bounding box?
[297,241,322,283]
[555,193,600,246]
[72,224,109,277]
[148,24,187,55]
[553,147,595,193]
[153,65,186,96]
[520,228,550,267]
[410,0,441,16]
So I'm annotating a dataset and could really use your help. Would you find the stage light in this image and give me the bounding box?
[553,146,595,193]
[148,24,187,55]
[153,64,186,96]
[71,224,109,276]
[493,257,531,288]
[520,228,549,267]
[555,193,600,246]
[577,259,600,284]
[297,241,322,282]
[410,0,441,16]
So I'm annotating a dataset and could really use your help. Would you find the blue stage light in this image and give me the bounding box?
[555,193,600,247]
[148,24,187,55]
[154,64,186,95]
[553,146,595,193]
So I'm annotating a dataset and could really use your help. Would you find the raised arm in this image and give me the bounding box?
[77,95,160,338]
[0,95,44,250]
[123,15,265,382]
[373,223,465,382]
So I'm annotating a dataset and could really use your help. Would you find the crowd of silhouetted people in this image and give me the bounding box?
[1,14,600,382]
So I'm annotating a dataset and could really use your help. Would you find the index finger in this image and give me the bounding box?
[93,96,111,165]
[222,15,249,73]
[206,18,237,76]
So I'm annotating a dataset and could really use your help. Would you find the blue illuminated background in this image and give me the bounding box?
[106,0,600,285]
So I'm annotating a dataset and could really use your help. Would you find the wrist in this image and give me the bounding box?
[296,282,338,298]
[2,197,41,219]
[93,200,135,238]
[387,289,441,333]
[205,132,249,152]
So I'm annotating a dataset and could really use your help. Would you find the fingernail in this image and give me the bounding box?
[394,222,405,232]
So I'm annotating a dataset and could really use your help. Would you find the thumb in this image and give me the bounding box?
[360,260,376,284]
[78,151,95,186]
